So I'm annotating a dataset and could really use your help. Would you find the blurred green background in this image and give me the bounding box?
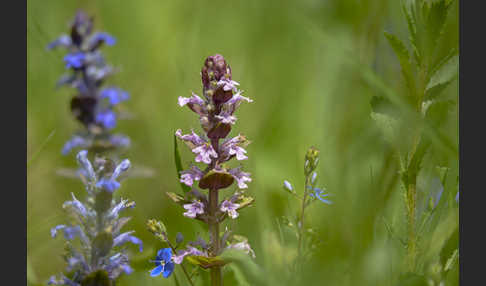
[27,0,459,285]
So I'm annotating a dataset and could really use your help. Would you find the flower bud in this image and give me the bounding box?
[201,54,232,91]
[304,146,320,175]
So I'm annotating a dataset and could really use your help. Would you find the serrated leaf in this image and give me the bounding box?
[402,0,420,64]
[426,54,458,91]
[174,134,191,193]
[384,31,416,94]
[425,0,451,48]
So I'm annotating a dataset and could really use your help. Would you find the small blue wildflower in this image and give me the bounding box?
[308,187,332,204]
[47,34,72,50]
[150,248,175,278]
[96,110,117,129]
[101,87,130,105]
[283,180,294,192]
[64,52,85,69]
[455,190,459,203]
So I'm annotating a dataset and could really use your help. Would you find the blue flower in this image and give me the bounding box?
[113,231,143,252]
[91,32,116,46]
[96,110,117,129]
[150,248,175,278]
[96,178,121,192]
[308,187,332,204]
[64,52,85,69]
[100,88,130,105]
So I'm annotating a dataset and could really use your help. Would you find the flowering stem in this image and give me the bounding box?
[297,175,310,266]
[209,187,222,286]
[163,234,195,286]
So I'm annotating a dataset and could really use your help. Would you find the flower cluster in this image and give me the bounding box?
[282,146,332,270]
[48,150,142,285]
[150,55,255,283]
[48,10,131,155]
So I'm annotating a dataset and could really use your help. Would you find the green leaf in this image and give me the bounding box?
[174,133,191,193]
[425,0,451,48]
[402,0,420,64]
[220,249,265,285]
[370,112,401,145]
[384,31,415,94]
[426,54,458,91]
[186,255,228,269]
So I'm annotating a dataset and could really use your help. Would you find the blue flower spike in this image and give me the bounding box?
[151,248,175,278]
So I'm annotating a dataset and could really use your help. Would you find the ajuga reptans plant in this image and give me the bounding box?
[282,147,332,277]
[370,0,459,282]
[48,10,130,156]
[48,150,142,286]
[147,54,255,286]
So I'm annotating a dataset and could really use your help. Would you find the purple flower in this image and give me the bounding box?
[89,32,116,47]
[175,129,206,146]
[172,246,205,264]
[101,87,130,105]
[113,231,143,252]
[221,135,248,161]
[178,93,207,116]
[51,225,85,241]
[47,35,72,50]
[64,52,85,69]
[455,190,459,203]
[176,129,218,163]
[151,248,175,278]
[183,201,205,218]
[63,193,88,217]
[192,143,218,164]
[180,166,204,187]
[96,178,121,192]
[62,135,90,155]
[215,110,237,125]
[110,134,131,148]
[220,200,240,219]
[226,91,253,107]
[229,167,252,189]
[217,79,240,92]
[76,150,96,181]
[96,159,131,192]
[96,109,117,129]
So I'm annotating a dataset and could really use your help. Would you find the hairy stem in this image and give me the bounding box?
[209,188,222,286]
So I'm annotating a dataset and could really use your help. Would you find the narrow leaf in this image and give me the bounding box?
[426,54,458,91]
[384,32,415,94]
